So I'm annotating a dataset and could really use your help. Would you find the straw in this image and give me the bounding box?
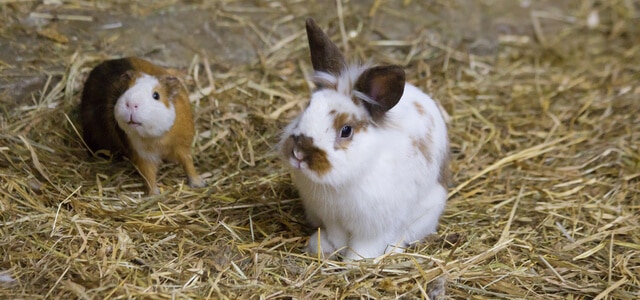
[1,0,638,298]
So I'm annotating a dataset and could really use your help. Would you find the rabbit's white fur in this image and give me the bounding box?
[280,68,448,260]
[279,18,449,261]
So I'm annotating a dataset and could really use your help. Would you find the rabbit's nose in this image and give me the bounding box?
[292,146,305,161]
[291,134,313,161]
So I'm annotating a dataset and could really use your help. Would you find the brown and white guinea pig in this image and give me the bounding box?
[80,57,204,194]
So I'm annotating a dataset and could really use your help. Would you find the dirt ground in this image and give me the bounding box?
[1,0,639,299]
[1,0,565,106]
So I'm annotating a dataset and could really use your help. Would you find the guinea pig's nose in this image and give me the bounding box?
[125,101,138,109]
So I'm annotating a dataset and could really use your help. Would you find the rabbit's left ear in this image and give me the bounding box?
[354,65,405,121]
[306,18,346,76]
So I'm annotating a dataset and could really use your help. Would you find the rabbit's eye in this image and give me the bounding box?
[340,125,353,138]
[152,92,160,100]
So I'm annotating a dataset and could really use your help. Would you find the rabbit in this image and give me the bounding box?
[278,18,450,261]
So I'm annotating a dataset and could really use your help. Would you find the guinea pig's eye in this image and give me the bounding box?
[340,125,353,139]
[152,92,160,100]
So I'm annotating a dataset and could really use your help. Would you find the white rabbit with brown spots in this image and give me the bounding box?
[279,18,450,261]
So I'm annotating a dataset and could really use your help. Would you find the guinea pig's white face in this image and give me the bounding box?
[114,73,176,139]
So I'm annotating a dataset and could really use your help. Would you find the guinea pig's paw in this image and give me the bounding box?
[188,176,206,188]
[148,186,161,195]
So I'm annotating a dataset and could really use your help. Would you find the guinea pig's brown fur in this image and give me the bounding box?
[80,57,203,194]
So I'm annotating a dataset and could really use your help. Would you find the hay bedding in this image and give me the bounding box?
[1,0,639,299]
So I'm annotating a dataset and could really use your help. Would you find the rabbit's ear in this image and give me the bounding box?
[306,18,346,76]
[354,65,406,121]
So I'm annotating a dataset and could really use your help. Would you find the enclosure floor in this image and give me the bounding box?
[1,1,639,299]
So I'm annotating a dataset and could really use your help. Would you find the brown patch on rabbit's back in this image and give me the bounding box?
[413,101,426,116]
[412,134,433,164]
[438,145,451,189]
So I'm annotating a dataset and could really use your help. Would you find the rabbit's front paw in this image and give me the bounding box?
[306,227,348,258]
[344,236,406,261]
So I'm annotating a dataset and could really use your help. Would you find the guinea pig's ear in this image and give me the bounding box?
[306,18,346,76]
[354,65,405,122]
[166,68,186,77]
[159,75,182,100]
[121,70,136,83]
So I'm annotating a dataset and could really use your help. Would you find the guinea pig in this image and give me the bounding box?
[278,19,449,261]
[80,57,204,194]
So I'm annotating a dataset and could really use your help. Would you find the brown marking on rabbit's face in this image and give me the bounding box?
[414,101,426,116]
[333,113,369,150]
[281,134,332,176]
[279,134,295,158]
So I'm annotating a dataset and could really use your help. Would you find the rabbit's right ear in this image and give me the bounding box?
[354,65,405,122]
[306,18,346,75]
